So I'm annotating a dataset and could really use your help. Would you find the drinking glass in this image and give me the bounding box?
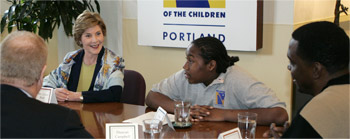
[143,119,162,138]
[238,112,257,139]
[174,101,191,127]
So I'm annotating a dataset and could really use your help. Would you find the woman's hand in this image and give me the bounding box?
[55,88,70,102]
[67,91,82,102]
[55,88,82,102]
[190,105,225,122]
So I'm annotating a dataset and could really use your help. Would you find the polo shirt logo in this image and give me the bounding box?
[216,90,225,105]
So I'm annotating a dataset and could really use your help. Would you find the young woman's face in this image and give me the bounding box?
[81,25,104,57]
[183,45,214,85]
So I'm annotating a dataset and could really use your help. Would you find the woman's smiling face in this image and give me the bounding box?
[81,25,104,57]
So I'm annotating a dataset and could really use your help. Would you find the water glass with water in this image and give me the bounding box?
[143,119,162,137]
[238,112,257,139]
[174,101,191,127]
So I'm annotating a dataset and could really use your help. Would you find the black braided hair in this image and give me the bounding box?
[191,36,239,74]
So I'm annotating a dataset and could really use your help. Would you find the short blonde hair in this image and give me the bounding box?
[73,10,107,47]
[0,31,48,86]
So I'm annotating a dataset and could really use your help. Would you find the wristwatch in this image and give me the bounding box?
[79,95,84,102]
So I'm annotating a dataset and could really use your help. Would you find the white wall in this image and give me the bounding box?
[0,1,12,40]
[264,0,294,24]
[294,0,350,24]
[0,1,11,17]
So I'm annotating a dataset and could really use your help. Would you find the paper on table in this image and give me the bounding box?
[123,112,174,126]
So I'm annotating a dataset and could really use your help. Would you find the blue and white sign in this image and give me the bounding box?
[138,0,262,51]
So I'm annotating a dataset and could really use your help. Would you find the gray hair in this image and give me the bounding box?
[1,31,48,86]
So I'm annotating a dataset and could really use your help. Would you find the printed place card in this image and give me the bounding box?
[36,87,57,104]
[106,123,138,139]
[218,127,242,139]
[154,106,175,130]
[153,107,167,121]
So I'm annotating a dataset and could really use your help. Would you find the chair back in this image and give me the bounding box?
[121,69,146,106]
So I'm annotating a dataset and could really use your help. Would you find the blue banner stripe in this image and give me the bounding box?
[176,0,210,8]
[164,23,225,27]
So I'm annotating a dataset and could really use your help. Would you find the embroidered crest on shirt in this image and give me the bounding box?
[216,90,225,106]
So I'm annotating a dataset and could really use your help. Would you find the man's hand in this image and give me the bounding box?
[263,122,289,138]
[190,105,225,122]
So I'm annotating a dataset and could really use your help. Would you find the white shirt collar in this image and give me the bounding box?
[210,72,226,85]
[19,88,33,98]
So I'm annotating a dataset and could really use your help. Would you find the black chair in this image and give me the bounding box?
[121,69,146,106]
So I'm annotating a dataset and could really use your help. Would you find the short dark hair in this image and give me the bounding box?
[292,21,349,74]
[191,37,239,74]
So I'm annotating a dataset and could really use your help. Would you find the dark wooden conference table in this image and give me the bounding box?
[59,102,269,138]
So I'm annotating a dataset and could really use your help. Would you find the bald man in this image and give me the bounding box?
[1,31,92,138]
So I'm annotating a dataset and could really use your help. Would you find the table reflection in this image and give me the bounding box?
[59,102,146,138]
[59,102,269,138]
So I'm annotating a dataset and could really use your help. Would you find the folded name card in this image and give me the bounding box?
[218,127,242,139]
[123,112,174,126]
[36,87,57,104]
[106,123,138,139]
[154,107,175,130]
